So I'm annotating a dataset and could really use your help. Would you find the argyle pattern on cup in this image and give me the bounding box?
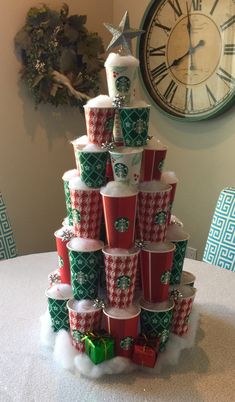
[70,189,102,239]
[119,107,150,147]
[69,250,101,300]
[78,151,108,188]
[137,190,171,241]
[171,297,194,336]
[104,253,139,308]
[85,107,115,146]
[63,181,74,225]
[48,298,70,332]
[140,308,173,351]
[68,309,102,352]
[170,240,188,285]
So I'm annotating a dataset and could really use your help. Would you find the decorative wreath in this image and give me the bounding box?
[15,3,104,109]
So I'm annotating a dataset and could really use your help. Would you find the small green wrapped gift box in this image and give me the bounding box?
[84,331,115,365]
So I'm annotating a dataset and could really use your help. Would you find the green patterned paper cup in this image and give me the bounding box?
[45,284,73,332]
[77,147,108,188]
[109,147,143,185]
[67,238,104,300]
[140,298,174,351]
[166,225,190,285]
[119,106,150,147]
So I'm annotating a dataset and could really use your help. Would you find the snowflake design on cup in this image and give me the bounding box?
[160,270,171,285]
[154,210,167,225]
[75,271,88,285]
[116,275,131,290]
[120,336,134,350]
[72,330,84,343]
[72,209,81,223]
[133,118,146,135]
[114,163,128,178]
[159,329,169,344]
[114,217,129,232]
[115,76,131,93]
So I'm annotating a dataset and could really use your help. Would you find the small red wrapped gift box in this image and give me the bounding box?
[132,335,160,368]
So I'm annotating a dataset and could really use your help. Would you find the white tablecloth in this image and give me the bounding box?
[1,253,235,402]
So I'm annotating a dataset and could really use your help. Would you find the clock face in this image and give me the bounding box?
[139,0,235,120]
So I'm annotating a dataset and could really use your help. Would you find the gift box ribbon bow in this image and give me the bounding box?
[82,331,112,359]
[135,334,159,350]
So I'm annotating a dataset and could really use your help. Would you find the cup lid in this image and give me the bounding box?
[139,298,174,312]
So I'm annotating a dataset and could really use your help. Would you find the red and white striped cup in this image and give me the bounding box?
[140,242,175,303]
[103,247,140,308]
[141,142,167,181]
[84,106,115,146]
[67,299,102,352]
[170,285,197,336]
[137,181,172,242]
[103,305,140,358]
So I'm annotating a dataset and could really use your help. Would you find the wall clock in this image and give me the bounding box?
[138,0,235,120]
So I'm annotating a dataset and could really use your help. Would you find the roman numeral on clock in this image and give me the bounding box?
[210,0,219,15]
[224,44,235,55]
[149,45,166,56]
[185,88,194,112]
[191,0,202,11]
[168,0,183,17]
[151,62,168,84]
[206,85,217,105]
[163,80,178,103]
[220,16,235,31]
[216,67,235,85]
[154,19,171,34]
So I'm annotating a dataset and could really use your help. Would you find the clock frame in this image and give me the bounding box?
[138,0,235,121]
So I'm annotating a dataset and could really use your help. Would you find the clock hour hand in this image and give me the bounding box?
[169,40,205,68]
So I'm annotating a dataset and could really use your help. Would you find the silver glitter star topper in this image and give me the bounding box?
[104,11,145,55]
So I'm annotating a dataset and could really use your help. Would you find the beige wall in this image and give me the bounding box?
[0,0,112,255]
[114,1,235,259]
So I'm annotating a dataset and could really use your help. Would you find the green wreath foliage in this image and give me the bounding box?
[15,3,104,109]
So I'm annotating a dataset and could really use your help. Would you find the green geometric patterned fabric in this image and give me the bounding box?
[119,107,150,147]
[170,240,188,285]
[78,151,108,188]
[47,298,70,332]
[140,308,173,351]
[69,250,101,300]
[203,187,235,271]
[0,192,17,260]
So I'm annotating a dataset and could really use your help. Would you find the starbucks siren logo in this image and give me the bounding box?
[105,116,114,133]
[114,217,129,232]
[154,210,167,225]
[72,330,84,343]
[114,163,128,178]
[161,270,171,284]
[75,271,88,285]
[120,336,134,350]
[58,255,64,268]
[158,160,164,172]
[115,76,131,93]
[116,275,131,290]
[72,209,81,223]
[133,118,146,135]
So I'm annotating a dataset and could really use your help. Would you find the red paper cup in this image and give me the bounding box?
[67,299,102,352]
[170,285,197,336]
[103,305,140,358]
[70,188,103,239]
[161,171,179,225]
[101,184,138,248]
[141,146,167,181]
[140,242,175,303]
[137,181,172,242]
[84,106,115,146]
[54,227,75,285]
[103,247,140,308]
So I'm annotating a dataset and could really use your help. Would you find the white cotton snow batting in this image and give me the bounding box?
[71,135,89,146]
[69,176,92,191]
[40,309,56,348]
[161,171,179,184]
[82,143,106,153]
[46,284,72,300]
[67,237,104,252]
[85,95,113,108]
[62,169,78,181]
[139,180,170,192]
[100,181,138,197]
[53,330,78,371]
[105,53,139,67]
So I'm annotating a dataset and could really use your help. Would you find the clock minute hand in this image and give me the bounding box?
[169,40,205,68]
[186,2,195,70]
